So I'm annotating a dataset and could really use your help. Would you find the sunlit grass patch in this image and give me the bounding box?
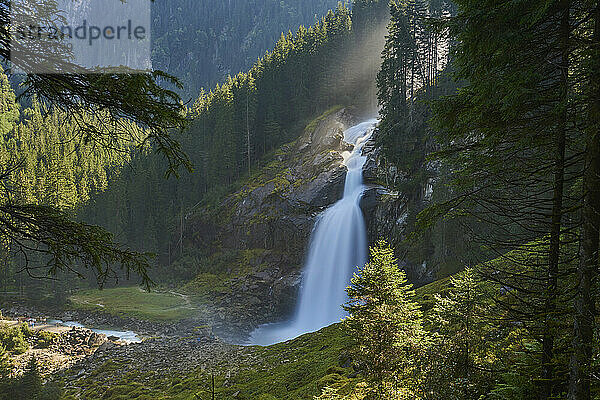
[69,286,195,322]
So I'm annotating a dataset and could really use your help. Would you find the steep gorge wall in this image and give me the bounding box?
[180,108,361,339]
[360,129,437,286]
[180,109,436,339]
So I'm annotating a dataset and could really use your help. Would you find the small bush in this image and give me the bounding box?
[36,331,58,348]
[18,323,34,338]
[0,325,29,354]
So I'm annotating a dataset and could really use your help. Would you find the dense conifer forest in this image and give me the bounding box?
[151,0,346,99]
[0,0,599,399]
[80,1,389,283]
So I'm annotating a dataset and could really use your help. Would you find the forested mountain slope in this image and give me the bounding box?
[79,1,390,286]
[151,0,344,99]
[0,66,141,298]
[0,0,390,298]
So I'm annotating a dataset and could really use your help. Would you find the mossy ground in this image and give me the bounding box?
[303,105,344,135]
[67,324,355,400]
[227,325,354,399]
[64,276,456,400]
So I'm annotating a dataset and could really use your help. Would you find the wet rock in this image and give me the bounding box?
[361,135,380,184]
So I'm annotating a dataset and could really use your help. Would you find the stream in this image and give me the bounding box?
[47,319,142,343]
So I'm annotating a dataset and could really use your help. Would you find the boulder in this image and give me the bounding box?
[97,341,116,352]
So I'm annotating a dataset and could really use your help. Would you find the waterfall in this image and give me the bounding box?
[247,119,378,346]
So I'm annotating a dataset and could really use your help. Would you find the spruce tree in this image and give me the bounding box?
[344,240,426,399]
[569,2,600,398]
[423,1,580,396]
[0,65,19,137]
[426,268,495,399]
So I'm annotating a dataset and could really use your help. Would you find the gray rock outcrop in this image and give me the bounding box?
[183,108,361,340]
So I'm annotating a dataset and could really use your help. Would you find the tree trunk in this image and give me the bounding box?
[569,3,600,399]
[541,3,569,398]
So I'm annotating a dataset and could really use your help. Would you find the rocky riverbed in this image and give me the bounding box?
[56,323,353,400]
[1,302,203,338]
[60,335,255,385]
[2,323,110,377]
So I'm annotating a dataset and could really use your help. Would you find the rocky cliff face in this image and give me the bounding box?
[360,129,436,286]
[181,109,435,341]
[182,107,360,340]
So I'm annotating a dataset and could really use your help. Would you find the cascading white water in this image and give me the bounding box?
[248,119,379,346]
